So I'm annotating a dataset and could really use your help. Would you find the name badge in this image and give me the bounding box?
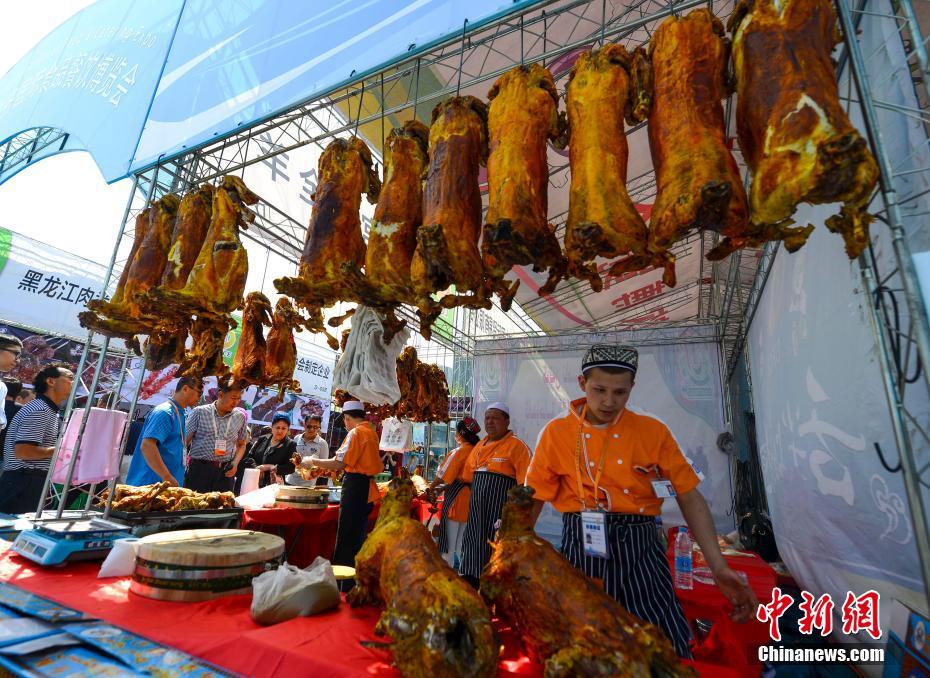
[580,510,609,559]
[214,439,228,457]
[651,479,676,498]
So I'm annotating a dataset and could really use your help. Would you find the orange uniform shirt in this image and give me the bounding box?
[526,398,700,515]
[462,432,531,484]
[437,444,473,522]
[336,423,382,503]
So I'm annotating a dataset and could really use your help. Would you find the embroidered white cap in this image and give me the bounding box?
[487,401,510,416]
[342,400,365,414]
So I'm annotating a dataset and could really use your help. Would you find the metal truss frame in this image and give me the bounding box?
[0,127,71,185]
[16,0,929,596]
[834,0,930,607]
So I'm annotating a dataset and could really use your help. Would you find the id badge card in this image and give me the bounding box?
[651,479,676,498]
[580,511,609,559]
[214,439,228,458]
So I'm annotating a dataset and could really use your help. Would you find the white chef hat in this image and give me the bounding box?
[342,400,365,414]
[487,402,510,417]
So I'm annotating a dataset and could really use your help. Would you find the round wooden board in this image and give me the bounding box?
[129,579,253,603]
[331,565,355,580]
[135,529,284,568]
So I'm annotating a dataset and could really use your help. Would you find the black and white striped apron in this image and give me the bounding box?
[562,512,693,658]
[459,471,516,578]
[437,480,468,554]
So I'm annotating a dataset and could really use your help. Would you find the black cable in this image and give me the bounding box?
[874,442,902,474]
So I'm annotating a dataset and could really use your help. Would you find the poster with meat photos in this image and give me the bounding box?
[0,322,122,400]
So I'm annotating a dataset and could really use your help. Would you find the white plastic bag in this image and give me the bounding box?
[97,537,140,578]
[379,417,413,452]
[235,483,280,510]
[250,557,340,625]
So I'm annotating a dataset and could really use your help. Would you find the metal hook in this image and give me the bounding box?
[456,19,469,97]
[354,81,365,137]
[412,58,421,121]
[542,10,548,67]
[520,15,525,66]
[380,72,385,152]
[600,0,607,47]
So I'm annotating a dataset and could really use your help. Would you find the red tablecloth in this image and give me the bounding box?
[667,547,775,673]
[0,549,729,677]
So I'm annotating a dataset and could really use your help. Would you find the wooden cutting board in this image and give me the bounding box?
[129,529,284,602]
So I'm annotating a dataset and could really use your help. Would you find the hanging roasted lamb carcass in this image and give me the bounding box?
[231,292,273,387]
[564,45,672,292]
[143,184,217,369]
[265,297,302,394]
[721,0,879,260]
[345,121,430,304]
[148,175,257,316]
[160,184,216,290]
[646,10,755,274]
[275,137,381,309]
[481,486,692,677]
[410,97,500,336]
[79,194,180,345]
[349,478,499,677]
[176,314,234,380]
[483,64,567,300]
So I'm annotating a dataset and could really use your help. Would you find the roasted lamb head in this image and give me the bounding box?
[231,291,273,387]
[481,486,692,678]
[265,297,302,395]
[721,0,878,259]
[348,478,498,677]
[483,63,567,300]
[564,45,672,292]
[275,137,381,307]
[646,10,752,276]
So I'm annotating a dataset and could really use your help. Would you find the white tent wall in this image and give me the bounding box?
[747,0,930,648]
[473,329,732,546]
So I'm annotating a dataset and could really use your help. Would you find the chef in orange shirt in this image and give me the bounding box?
[525,345,757,657]
[459,403,531,586]
[428,417,482,568]
[309,401,382,581]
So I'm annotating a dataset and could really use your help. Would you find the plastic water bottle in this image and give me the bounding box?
[674,527,693,590]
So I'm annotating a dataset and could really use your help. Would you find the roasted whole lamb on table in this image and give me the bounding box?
[564,45,674,292]
[724,0,878,260]
[265,297,303,395]
[483,63,567,300]
[275,137,381,308]
[646,10,752,276]
[348,478,498,678]
[100,483,236,512]
[410,96,502,336]
[481,486,693,678]
[231,291,273,387]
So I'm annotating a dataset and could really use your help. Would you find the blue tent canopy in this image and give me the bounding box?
[0,0,538,184]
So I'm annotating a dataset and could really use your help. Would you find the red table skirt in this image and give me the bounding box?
[0,549,732,677]
[241,504,381,569]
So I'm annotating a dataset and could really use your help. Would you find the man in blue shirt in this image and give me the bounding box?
[126,376,203,487]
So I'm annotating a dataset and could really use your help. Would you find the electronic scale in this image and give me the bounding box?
[11,518,131,566]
